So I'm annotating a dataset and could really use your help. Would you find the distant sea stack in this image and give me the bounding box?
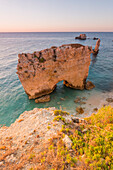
[75,34,86,40]
[17,44,92,99]
[93,39,100,55]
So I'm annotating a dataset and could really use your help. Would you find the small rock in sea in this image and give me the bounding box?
[106,98,113,103]
[62,135,72,149]
[82,97,87,100]
[80,101,86,105]
[93,108,98,112]
[85,81,95,90]
[35,95,50,103]
[60,97,65,101]
[75,34,86,40]
[74,98,81,103]
[93,37,99,40]
[76,107,84,114]
[57,102,61,105]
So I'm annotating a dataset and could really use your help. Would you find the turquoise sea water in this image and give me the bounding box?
[0,32,113,126]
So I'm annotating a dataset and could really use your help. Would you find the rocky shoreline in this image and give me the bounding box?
[0,107,84,169]
[0,105,112,169]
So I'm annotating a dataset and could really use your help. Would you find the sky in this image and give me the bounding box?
[0,0,113,32]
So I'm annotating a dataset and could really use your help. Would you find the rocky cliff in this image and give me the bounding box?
[17,44,92,99]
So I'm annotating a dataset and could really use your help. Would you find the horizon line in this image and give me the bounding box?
[0,31,113,33]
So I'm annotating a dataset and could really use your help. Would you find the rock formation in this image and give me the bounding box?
[17,44,92,99]
[93,37,99,40]
[35,95,50,103]
[75,34,86,40]
[93,38,100,55]
[85,81,95,90]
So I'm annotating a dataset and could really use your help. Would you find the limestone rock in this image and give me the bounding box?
[106,98,113,103]
[71,117,86,123]
[75,34,86,40]
[85,81,95,90]
[93,108,98,112]
[35,95,50,103]
[93,37,99,40]
[93,39,100,55]
[17,43,92,99]
[76,107,84,114]
[62,135,72,149]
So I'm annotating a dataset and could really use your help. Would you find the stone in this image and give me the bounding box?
[76,107,84,114]
[80,101,86,105]
[71,117,86,123]
[93,39,100,55]
[74,98,81,103]
[75,34,86,40]
[60,97,65,101]
[82,128,88,133]
[85,81,95,90]
[35,95,50,103]
[93,108,98,112]
[106,98,113,103]
[93,37,99,40]
[62,135,72,149]
[6,154,17,163]
[17,43,92,99]
[0,161,3,166]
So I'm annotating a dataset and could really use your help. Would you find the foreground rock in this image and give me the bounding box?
[0,107,85,169]
[17,44,92,99]
[75,34,86,40]
[35,95,50,103]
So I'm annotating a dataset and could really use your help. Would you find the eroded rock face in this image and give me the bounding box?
[17,44,92,99]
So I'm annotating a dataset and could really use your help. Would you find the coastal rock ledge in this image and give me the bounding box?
[17,44,92,99]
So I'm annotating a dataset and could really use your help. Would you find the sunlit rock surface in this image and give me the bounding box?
[17,44,92,99]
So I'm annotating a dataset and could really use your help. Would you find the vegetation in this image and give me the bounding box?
[35,106,113,169]
[54,110,69,116]
[0,106,113,169]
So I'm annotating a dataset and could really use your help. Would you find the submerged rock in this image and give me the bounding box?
[35,95,50,103]
[85,81,95,90]
[17,43,92,99]
[106,98,113,103]
[75,34,86,40]
[76,106,84,114]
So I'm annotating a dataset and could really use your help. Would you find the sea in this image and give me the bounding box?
[0,32,113,126]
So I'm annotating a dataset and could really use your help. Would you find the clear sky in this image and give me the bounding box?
[0,0,113,32]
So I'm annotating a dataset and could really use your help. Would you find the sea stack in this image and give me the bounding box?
[93,38,100,55]
[17,44,92,99]
[75,34,86,40]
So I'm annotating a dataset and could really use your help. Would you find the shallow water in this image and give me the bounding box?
[0,32,113,126]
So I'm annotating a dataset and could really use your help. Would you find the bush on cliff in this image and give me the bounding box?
[35,106,113,169]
